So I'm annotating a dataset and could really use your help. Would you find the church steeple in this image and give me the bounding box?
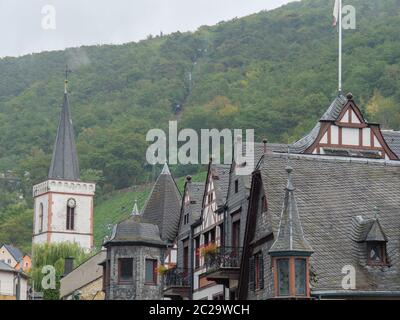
[48,68,80,180]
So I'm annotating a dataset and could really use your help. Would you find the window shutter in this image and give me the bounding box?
[259,254,264,290]
[249,256,255,291]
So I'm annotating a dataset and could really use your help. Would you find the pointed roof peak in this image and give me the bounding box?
[269,167,313,256]
[285,165,295,191]
[131,199,140,216]
[48,79,80,180]
[161,162,171,175]
[142,165,181,243]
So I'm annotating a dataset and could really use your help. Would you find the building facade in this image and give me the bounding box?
[161,93,400,300]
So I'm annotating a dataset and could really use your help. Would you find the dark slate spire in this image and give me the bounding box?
[141,162,182,243]
[269,166,313,255]
[48,71,80,180]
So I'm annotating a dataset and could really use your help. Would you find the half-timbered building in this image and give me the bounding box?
[236,93,400,300]
[163,176,205,300]
[192,162,230,300]
[291,93,399,160]
[239,152,400,299]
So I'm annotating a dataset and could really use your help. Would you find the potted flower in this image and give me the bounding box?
[200,243,218,257]
[156,264,169,276]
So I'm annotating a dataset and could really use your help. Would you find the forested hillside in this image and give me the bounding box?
[1,0,400,252]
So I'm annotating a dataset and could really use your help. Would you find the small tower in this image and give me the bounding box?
[269,166,313,299]
[32,70,95,251]
[102,216,166,300]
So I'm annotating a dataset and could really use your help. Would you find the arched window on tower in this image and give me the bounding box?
[66,198,76,230]
[39,203,44,233]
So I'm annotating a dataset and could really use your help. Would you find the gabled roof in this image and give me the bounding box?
[48,92,80,180]
[269,166,313,255]
[141,163,182,243]
[0,260,14,272]
[254,153,400,291]
[209,163,230,208]
[290,95,349,154]
[60,250,107,298]
[289,94,399,160]
[365,219,388,242]
[186,181,206,222]
[2,244,23,261]
[320,94,348,121]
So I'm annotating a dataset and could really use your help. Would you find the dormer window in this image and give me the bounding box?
[367,242,387,266]
[361,213,388,267]
[274,257,308,297]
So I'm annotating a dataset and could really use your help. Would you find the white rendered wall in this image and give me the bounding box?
[32,179,95,251]
[342,127,359,146]
[331,125,339,144]
[0,271,28,300]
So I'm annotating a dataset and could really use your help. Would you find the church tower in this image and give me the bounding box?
[32,72,95,251]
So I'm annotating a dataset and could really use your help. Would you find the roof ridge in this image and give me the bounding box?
[268,152,400,167]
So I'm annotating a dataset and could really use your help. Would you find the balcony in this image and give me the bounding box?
[162,268,190,300]
[204,247,243,288]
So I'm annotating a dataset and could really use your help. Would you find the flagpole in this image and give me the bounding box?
[338,0,342,94]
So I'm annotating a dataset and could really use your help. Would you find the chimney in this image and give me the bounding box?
[63,257,74,276]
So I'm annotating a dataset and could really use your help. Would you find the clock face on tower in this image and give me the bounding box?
[67,198,76,208]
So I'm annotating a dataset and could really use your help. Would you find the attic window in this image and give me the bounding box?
[367,242,387,266]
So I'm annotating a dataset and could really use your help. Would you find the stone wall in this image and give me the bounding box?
[107,245,164,300]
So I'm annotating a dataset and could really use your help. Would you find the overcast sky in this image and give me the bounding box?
[0,0,297,58]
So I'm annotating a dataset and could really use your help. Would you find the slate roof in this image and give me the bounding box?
[105,216,165,247]
[210,163,231,208]
[382,130,400,158]
[187,181,206,221]
[141,163,182,243]
[258,153,400,291]
[237,142,287,190]
[60,250,107,298]
[48,92,80,180]
[0,260,14,272]
[269,166,313,255]
[2,244,23,261]
[352,216,388,243]
[290,95,347,154]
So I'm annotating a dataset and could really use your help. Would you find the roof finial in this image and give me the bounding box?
[285,165,294,191]
[64,64,72,94]
[131,199,140,216]
[373,206,380,219]
[161,161,171,175]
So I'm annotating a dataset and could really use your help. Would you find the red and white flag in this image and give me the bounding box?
[333,0,340,27]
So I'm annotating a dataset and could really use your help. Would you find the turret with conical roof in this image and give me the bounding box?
[141,162,181,243]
